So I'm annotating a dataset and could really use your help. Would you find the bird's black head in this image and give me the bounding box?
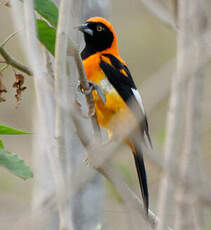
[79,17,117,59]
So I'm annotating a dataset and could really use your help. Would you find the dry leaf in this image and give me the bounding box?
[4,1,11,7]
[13,73,26,102]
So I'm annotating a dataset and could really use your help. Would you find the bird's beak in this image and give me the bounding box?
[78,23,93,36]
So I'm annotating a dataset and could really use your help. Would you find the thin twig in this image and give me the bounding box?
[1,30,20,47]
[0,64,9,73]
[0,46,32,75]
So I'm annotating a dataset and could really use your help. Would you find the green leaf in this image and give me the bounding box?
[19,0,58,28]
[36,19,56,56]
[34,0,58,28]
[0,148,33,180]
[0,139,4,149]
[0,124,31,135]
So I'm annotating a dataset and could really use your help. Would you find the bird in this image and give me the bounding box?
[78,16,151,214]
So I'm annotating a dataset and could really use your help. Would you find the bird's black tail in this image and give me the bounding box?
[133,146,149,214]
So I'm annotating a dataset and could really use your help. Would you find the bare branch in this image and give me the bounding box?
[175,1,207,229]
[0,46,32,75]
[73,104,172,229]
[67,37,101,140]
[83,142,173,230]
[157,1,209,230]
[156,37,187,230]
[22,1,74,230]
[139,0,177,30]
[54,0,75,229]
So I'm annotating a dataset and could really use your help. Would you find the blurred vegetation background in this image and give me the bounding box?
[0,0,210,229]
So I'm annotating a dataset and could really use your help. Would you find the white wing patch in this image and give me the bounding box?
[131,88,145,114]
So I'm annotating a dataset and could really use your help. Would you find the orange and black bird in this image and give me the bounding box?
[79,17,151,213]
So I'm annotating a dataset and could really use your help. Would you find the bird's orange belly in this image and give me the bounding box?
[85,68,134,136]
[93,90,127,128]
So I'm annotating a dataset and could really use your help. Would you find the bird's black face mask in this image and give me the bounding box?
[79,21,114,56]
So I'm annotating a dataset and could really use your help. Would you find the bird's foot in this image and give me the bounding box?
[79,81,106,104]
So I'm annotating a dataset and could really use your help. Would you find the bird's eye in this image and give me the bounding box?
[96,25,103,32]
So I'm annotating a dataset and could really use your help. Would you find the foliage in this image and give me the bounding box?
[0,0,58,180]
[34,0,58,28]
[17,0,58,56]
[0,124,30,135]
[19,0,58,28]
[0,124,33,180]
[36,19,56,56]
[0,139,4,149]
[0,148,33,180]
[33,0,58,55]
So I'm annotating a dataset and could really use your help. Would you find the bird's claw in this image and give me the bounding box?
[79,81,106,104]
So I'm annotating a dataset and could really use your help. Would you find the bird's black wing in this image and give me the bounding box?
[100,54,151,213]
[100,54,151,145]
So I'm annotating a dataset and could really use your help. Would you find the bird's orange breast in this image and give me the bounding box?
[83,53,131,133]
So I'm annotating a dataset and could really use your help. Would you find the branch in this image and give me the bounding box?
[141,143,211,207]
[0,46,32,75]
[70,28,211,230]
[175,1,207,229]
[156,50,186,230]
[1,30,19,47]
[23,1,74,230]
[72,66,211,226]
[54,0,75,229]
[73,105,172,229]
[155,16,211,230]
[139,0,177,30]
[67,37,101,140]
[84,143,172,230]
